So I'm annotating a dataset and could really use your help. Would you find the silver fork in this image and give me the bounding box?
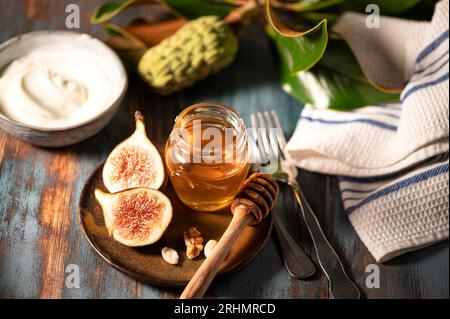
[250,110,360,299]
[250,114,315,280]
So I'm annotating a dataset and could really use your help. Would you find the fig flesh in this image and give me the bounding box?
[95,188,173,247]
[102,111,165,193]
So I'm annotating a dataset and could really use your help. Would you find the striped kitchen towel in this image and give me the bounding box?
[285,0,449,262]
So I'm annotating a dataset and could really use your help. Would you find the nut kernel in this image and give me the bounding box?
[184,227,204,260]
[204,239,218,258]
[161,246,179,265]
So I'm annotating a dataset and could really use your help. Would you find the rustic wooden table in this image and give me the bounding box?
[0,0,448,299]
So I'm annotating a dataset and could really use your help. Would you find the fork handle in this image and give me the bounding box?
[273,213,315,279]
[290,182,360,299]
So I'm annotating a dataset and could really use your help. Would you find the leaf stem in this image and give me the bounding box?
[224,0,261,25]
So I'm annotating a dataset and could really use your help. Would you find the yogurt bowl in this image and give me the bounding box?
[0,31,127,147]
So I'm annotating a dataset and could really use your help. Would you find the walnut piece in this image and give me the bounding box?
[161,247,179,265]
[184,226,204,260]
[204,239,218,258]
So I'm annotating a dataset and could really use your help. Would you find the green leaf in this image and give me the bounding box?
[318,40,366,83]
[300,12,340,24]
[91,1,124,23]
[287,0,347,12]
[91,0,156,24]
[266,0,328,73]
[279,40,399,110]
[222,0,243,4]
[102,23,148,47]
[161,0,235,19]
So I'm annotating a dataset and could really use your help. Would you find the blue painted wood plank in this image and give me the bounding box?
[0,157,47,298]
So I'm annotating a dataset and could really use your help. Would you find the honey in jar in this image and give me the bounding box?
[165,103,250,211]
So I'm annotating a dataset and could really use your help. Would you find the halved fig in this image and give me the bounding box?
[102,111,165,193]
[95,188,173,247]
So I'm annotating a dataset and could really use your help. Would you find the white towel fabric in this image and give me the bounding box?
[285,1,449,262]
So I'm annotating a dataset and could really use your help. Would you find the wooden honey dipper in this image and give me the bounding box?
[180,172,279,299]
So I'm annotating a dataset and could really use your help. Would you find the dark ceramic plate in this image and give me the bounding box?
[78,165,273,287]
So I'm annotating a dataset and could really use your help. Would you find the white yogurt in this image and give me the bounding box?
[0,43,115,128]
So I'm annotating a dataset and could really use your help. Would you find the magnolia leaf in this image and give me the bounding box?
[317,40,366,82]
[280,40,399,110]
[91,0,158,24]
[223,1,259,25]
[286,0,347,12]
[284,0,422,14]
[266,0,328,73]
[103,23,148,47]
[222,0,246,4]
[161,0,236,19]
[300,12,340,24]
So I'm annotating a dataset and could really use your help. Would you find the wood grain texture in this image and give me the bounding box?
[0,0,448,299]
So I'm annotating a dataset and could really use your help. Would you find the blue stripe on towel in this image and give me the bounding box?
[415,49,449,74]
[401,72,449,102]
[417,58,449,80]
[340,173,398,184]
[300,116,397,131]
[341,188,377,194]
[347,162,449,214]
[416,30,449,63]
[351,111,401,120]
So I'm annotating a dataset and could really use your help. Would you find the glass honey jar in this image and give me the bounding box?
[165,102,250,212]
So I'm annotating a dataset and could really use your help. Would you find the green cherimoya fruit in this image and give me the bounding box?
[138,16,238,95]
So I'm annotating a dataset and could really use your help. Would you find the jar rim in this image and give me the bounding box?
[176,102,241,123]
[170,102,248,163]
